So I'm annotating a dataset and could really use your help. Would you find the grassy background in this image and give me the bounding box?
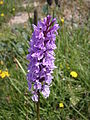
[0,0,89,120]
[0,0,26,25]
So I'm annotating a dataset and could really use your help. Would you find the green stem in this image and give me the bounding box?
[37,92,40,120]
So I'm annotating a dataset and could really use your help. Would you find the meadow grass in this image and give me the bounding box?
[0,0,26,25]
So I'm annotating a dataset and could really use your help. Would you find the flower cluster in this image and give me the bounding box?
[0,0,4,17]
[0,1,15,17]
[27,15,59,102]
[0,70,10,78]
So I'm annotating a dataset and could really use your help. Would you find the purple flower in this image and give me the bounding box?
[27,15,59,102]
[32,92,38,102]
[41,85,50,98]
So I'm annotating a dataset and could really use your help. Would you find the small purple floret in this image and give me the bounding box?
[27,15,59,102]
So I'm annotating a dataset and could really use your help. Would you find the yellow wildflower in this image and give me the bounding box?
[1,13,4,17]
[0,72,6,78]
[61,18,64,24]
[0,1,4,5]
[0,70,10,78]
[3,71,10,77]
[59,102,64,108]
[12,8,15,11]
[70,71,78,78]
